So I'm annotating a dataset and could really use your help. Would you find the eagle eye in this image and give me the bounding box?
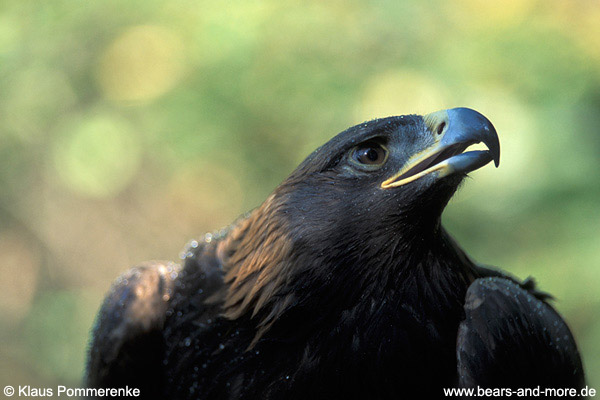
[350,142,388,169]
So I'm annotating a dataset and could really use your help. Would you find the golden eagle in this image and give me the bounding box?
[86,108,584,399]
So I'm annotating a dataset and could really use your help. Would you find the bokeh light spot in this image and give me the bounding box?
[97,25,185,103]
[0,14,21,55]
[457,0,536,26]
[52,114,141,198]
[355,70,450,121]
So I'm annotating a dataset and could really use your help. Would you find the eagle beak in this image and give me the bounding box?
[381,107,500,189]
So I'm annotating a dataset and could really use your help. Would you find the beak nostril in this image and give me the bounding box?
[436,122,446,136]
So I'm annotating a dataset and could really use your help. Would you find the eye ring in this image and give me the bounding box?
[349,142,389,170]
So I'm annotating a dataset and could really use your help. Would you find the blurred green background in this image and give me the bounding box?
[1,0,599,392]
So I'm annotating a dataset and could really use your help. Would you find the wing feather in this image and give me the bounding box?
[457,277,584,391]
[86,261,180,395]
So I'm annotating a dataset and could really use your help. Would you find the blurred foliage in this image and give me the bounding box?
[0,0,599,390]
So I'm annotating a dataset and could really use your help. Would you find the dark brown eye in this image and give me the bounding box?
[352,143,387,167]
